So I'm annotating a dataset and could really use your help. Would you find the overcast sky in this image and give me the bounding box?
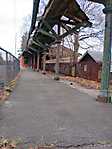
[0,0,33,56]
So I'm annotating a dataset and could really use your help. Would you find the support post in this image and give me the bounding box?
[54,41,61,80]
[54,24,61,80]
[6,52,9,84]
[30,56,33,69]
[13,57,16,78]
[42,52,46,74]
[97,2,112,102]
[37,51,40,72]
[31,56,33,69]
[72,34,79,77]
[33,54,36,71]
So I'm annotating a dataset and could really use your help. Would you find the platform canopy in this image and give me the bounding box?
[26,0,92,54]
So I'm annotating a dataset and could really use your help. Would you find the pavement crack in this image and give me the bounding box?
[55,141,112,148]
[56,142,95,148]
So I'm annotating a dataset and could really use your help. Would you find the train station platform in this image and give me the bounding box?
[0,69,112,148]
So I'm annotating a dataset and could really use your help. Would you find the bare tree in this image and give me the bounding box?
[21,15,31,35]
[58,0,104,58]
[38,0,48,15]
[76,0,104,51]
[19,15,31,55]
[21,32,28,51]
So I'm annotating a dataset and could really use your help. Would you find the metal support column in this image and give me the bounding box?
[72,34,79,77]
[37,51,40,72]
[42,52,46,74]
[98,1,112,102]
[13,57,15,78]
[33,54,36,71]
[54,24,61,80]
[30,56,32,68]
[54,41,61,80]
[31,56,33,69]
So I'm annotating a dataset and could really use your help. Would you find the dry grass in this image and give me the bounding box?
[60,76,100,90]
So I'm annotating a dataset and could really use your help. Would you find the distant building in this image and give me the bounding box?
[19,55,29,69]
[45,46,74,75]
[77,51,103,81]
[46,48,108,81]
[48,45,74,59]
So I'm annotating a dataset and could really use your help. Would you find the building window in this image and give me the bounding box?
[84,64,87,72]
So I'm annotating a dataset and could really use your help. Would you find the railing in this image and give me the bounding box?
[0,47,20,89]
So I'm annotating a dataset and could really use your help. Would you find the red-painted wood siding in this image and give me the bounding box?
[77,54,99,81]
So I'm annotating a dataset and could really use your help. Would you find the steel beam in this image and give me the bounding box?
[37,29,57,39]
[27,0,41,46]
[60,20,77,26]
[41,19,58,38]
[29,0,41,35]
[32,39,47,50]
[59,24,81,39]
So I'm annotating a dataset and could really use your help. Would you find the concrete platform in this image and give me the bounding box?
[0,70,112,148]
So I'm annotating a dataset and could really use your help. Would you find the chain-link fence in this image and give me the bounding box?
[0,47,20,89]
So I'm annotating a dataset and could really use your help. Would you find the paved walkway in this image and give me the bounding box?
[0,70,112,148]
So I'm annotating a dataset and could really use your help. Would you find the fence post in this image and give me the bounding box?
[6,52,9,84]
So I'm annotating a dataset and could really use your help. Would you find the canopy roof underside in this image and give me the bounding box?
[25,0,91,55]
